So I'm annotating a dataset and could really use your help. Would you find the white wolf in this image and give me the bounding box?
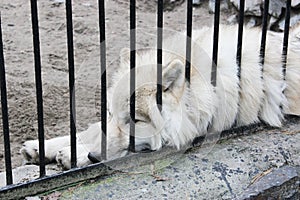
[21,25,300,169]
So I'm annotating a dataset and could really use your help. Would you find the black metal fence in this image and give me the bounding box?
[0,0,292,198]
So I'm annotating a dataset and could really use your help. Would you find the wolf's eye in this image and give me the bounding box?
[125,118,144,125]
[133,115,150,124]
[134,119,142,123]
[163,86,170,92]
[135,117,149,124]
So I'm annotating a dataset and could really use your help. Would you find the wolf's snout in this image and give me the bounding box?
[88,152,103,163]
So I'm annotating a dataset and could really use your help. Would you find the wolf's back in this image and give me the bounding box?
[188,25,300,130]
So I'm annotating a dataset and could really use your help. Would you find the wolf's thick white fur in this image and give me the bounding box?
[21,25,300,169]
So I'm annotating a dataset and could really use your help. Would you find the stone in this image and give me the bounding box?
[246,16,260,28]
[270,10,300,32]
[162,0,185,11]
[51,0,65,3]
[292,0,300,8]
[113,0,185,12]
[268,0,286,18]
[230,0,262,16]
[193,0,201,6]
[209,0,230,14]
[226,14,238,25]
[269,16,279,30]
[237,166,300,199]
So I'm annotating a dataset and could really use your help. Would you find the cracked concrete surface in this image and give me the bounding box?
[53,118,299,200]
[1,118,299,199]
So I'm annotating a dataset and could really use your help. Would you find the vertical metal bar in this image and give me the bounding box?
[211,0,220,87]
[30,0,46,177]
[282,0,291,80]
[65,0,77,168]
[260,0,269,66]
[98,0,107,160]
[0,13,13,185]
[157,0,163,111]
[236,0,245,79]
[129,0,136,152]
[185,0,193,83]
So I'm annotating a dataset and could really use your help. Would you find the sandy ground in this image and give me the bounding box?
[0,0,235,172]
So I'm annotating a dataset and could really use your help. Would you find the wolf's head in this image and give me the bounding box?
[104,46,215,157]
[107,48,187,151]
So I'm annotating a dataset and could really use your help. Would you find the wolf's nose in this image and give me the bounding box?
[88,152,102,163]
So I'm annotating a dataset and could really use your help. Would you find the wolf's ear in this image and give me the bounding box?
[120,48,130,64]
[163,59,185,95]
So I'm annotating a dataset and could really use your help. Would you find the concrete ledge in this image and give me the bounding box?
[1,117,299,199]
[0,147,185,199]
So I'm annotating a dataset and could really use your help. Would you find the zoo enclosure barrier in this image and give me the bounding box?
[0,0,292,198]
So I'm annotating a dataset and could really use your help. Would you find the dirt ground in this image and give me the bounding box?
[0,0,235,172]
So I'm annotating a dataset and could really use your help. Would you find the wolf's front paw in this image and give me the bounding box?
[56,147,71,170]
[20,140,40,164]
[56,146,93,170]
[77,153,92,168]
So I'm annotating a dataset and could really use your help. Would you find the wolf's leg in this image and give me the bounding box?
[55,123,102,169]
[21,122,101,166]
[55,144,93,169]
[20,135,70,164]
